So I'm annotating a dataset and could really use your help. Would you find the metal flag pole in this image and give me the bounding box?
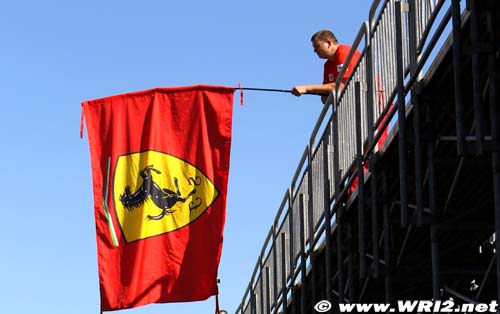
[236,87,292,93]
[234,86,328,96]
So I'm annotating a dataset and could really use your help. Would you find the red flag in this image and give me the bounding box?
[82,85,234,311]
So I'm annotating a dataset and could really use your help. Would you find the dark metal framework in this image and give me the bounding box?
[234,0,500,313]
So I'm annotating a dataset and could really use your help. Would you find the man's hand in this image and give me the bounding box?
[291,85,308,96]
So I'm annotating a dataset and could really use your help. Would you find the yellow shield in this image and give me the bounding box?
[113,150,219,243]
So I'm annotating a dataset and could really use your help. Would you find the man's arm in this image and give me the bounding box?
[292,82,346,104]
[291,83,336,96]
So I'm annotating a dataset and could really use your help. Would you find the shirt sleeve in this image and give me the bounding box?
[323,61,335,84]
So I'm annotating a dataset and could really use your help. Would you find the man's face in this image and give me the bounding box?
[312,39,331,59]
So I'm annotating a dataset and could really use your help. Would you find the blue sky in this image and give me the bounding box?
[0,1,372,313]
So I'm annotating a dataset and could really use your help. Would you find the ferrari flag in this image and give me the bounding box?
[82,85,234,311]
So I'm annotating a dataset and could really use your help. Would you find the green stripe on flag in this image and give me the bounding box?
[102,157,119,247]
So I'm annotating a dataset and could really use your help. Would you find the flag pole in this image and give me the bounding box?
[234,86,327,96]
[237,87,292,93]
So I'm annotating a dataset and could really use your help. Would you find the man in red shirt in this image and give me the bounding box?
[292,29,361,104]
[294,30,388,196]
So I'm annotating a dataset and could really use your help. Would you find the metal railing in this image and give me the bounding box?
[234,0,456,313]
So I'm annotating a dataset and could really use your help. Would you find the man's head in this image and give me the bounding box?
[311,30,338,60]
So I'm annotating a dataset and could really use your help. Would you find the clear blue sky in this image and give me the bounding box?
[0,1,372,313]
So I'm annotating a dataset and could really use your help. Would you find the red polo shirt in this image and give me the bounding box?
[323,44,361,85]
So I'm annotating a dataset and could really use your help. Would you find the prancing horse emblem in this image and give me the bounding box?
[119,165,197,220]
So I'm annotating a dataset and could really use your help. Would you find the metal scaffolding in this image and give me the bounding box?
[234,0,500,313]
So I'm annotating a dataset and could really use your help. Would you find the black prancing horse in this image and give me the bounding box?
[119,165,196,220]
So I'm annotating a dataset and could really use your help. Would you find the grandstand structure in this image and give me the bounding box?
[234,0,500,313]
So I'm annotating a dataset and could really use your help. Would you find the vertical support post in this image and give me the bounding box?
[395,0,409,227]
[485,6,500,304]
[491,81,500,314]
[413,86,424,227]
[370,154,380,278]
[469,0,485,153]
[337,211,345,303]
[407,0,424,226]
[382,168,392,303]
[280,233,288,314]
[426,101,440,302]
[265,267,270,314]
[298,194,307,314]
[272,226,278,312]
[332,96,345,303]
[355,81,367,278]
[251,287,257,314]
[451,0,466,155]
[365,22,375,150]
[414,86,425,227]
[365,18,379,279]
[323,123,333,302]
[337,207,346,304]
[407,0,418,66]
[307,146,317,306]
[367,31,380,277]
[364,17,375,219]
[260,260,265,314]
[347,223,355,302]
[287,190,296,314]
